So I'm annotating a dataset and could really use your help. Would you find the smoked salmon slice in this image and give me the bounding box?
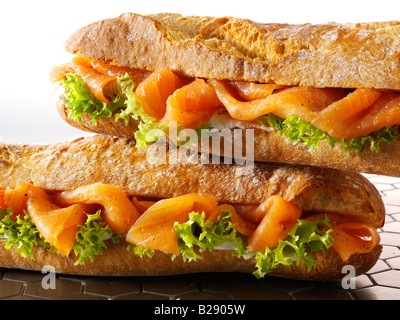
[4,181,30,216]
[51,57,400,141]
[209,80,345,122]
[54,183,140,234]
[247,195,302,252]
[50,57,151,105]
[311,88,382,138]
[131,197,156,214]
[50,63,76,83]
[72,56,152,81]
[229,81,284,101]
[161,79,221,129]
[135,68,188,120]
[331,222,380,261]
[126,194,218,254]
[72,64,117,104]
[50,61,117,104]
[340,92,400,138]
[27,186,89,256]
[0,189,6,210]
[306,213,380,262]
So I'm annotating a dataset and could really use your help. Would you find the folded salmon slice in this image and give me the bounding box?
[4,181,30,216]
[52,57,400,141]
[73,64,118,104]
[247,195,302,252]
[126,194,218,254]
[230,81,284,101]
[50,57,151,105]
[50,60,116,104]
[27,186,89,256]
[332,222,381,261]
[0,189,6,210]
[340,92,400,138]
[306,213,380,262]
[54,183,141,234]
[131,197,156,214]
[160,79,222,129]
[209,80,345,122]
[135,68,188,120]
[1,179,381,264]
[311,88,382,138]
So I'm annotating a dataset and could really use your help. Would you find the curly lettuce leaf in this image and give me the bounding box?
[62,73,125,125]
[253,215,334,279]
[174,210,247,262]
[134,121,169,149]
[114,74,156,125]
[0,205,335,279]
[61,73,215,149]
[127,243,155,258]
[62,73,153,126]
[260,114,398,155]
[73,210,123,265]
[0,208,123,265]
[174,210,334,278]
[0,209,52,259]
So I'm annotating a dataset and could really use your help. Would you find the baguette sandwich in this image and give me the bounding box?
[0,135,384,280]
[51,13,400,177]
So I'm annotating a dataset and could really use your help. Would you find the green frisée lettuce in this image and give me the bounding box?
[253,216,334,279]
[0,206,335,278]
[134,121,169,149]
[62,73,155,126]
[113,74,156,125]
[61,73,179,149]
[62,73,125,125]
[260,114,398,155]
[127,243,155,258]
[62,72,168,148]
[0,208,123,265]
[61,73,399,154]
[173,210,334,278]
[61,73,212,149]
[72,211,124,265]
[174,210,248,262]
[0,208,52,259]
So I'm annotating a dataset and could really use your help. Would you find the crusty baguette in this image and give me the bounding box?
[56,101,400,178]
[0,135,384,279]
[59,13,400,177]
[0,134,385,228]
[66,13,400,90]
[0,240,382,280]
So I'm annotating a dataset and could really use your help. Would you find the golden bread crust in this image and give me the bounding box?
[65,13,400,90]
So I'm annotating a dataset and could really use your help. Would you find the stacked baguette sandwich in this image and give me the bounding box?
[0,12,389,280]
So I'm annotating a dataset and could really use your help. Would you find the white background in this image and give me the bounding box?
[1,0,399,144]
